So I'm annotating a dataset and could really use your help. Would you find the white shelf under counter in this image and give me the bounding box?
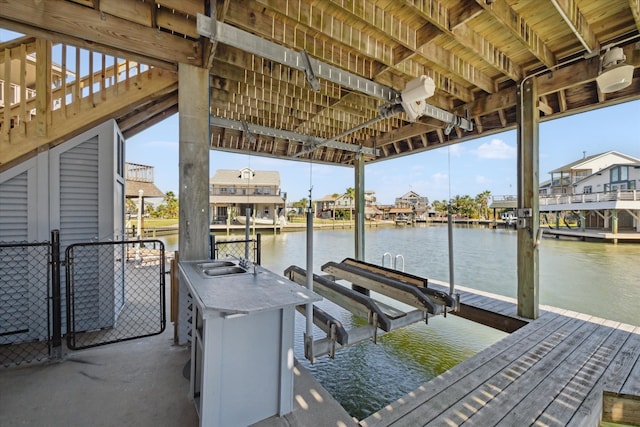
[179,259,320,427]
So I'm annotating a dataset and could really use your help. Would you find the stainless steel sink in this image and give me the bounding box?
[202,266,247,276]
[199,261,236,269]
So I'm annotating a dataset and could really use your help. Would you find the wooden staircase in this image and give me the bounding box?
[0,36,178,172]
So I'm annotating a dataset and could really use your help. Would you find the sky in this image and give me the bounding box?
[127,99,640,205]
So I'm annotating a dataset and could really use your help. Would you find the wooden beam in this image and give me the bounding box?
[537,99,553,115]
[558,90,568,112]
[155,0,204,17]
[475,0,556,68]
[403,0,521,81]
[549,0,598,52]
[630,0,640,32]
[0,0,201,67]
[122,104,179,138]
[498,109,507,127]
[118,93,178,133]
[516,78,539,320]
[156,8,199,39]
[100,0,153,28]
[449,1,484,29]
[474,116,483,134]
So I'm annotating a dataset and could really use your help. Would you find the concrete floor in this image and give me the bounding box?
[0,326,357,427]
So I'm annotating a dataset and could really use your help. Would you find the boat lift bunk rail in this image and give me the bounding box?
[322,258,456,315]
[284,259,457,360]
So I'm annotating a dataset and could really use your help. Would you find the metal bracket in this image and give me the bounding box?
[517,208,533,218]
[241,120,256,144]
[210,116,379,157]
[300,50,321,92]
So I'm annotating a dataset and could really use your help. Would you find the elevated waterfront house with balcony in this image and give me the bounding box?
[209,168,286,224]
[539,151,640,234]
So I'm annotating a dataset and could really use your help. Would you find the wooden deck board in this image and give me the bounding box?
[537,323,633,426]
[620,327,640,396]
[416,317,600,426]
[487,319,624,427]
[360,311,566,427]
[360,283,640,427]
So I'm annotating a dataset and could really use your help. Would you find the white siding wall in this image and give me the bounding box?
[0,120,124,341]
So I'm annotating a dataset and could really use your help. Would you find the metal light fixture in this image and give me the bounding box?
[596,47,634,93]
[400,75,436,121]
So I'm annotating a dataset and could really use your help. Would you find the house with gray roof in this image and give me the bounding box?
[209,167,286,224]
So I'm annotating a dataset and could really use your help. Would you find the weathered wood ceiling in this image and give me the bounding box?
[1,0,639,166]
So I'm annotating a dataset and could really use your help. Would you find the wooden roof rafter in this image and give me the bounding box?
[549,0,599,52]
[237,0,473,104]
[474,0,557,69]
[630,0,640,32]
[399,0,522,82]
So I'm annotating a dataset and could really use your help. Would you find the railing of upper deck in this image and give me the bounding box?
[539,190,639,205]
[0,36,152,157]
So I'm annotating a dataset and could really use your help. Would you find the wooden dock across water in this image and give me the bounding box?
[359,281,640,427]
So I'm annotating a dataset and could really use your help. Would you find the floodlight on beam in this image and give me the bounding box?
[596,47,634,93]
[398,76,473,134]
[400,76,436,121]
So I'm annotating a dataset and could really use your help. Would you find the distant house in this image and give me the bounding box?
[209,168,286,224]
[547,151,640,195]
[539,152,640,233]
[314,194,339,218]
[395,190,429,219]
[314,190,381,219]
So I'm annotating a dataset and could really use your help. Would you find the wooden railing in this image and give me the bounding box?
[539,190,639,205]
[0,35,178,169]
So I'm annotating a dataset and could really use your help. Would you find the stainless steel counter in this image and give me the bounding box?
[178,258,320,427]
[179,259,319,315]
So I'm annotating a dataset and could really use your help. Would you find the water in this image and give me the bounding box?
[163,225,640,420]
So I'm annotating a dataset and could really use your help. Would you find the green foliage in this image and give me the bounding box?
[433,191,492,219]
[292,197,309,209]
[148,190,179,219]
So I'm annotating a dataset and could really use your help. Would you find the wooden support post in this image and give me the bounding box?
[516,79,539,319]
[3,48,10,144]
[35,39,52,138]
[178,64,210,260]
[353,153,369,295]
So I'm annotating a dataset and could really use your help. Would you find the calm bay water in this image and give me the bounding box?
[163,225,640,419]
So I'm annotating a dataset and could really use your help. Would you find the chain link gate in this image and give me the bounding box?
[0,241,53,367]
[65,239,166,350]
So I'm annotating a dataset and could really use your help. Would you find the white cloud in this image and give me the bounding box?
[475,175,491,184]
[448,145,465,157]
[432,172,449,183]
[475,139,516,159]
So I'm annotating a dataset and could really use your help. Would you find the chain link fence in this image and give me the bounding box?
[65,239,166,350]
[0,241,52,367]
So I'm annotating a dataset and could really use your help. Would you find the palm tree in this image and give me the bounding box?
[345,187,355,220]
[475,190,491,219]
[163,191,179,218]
